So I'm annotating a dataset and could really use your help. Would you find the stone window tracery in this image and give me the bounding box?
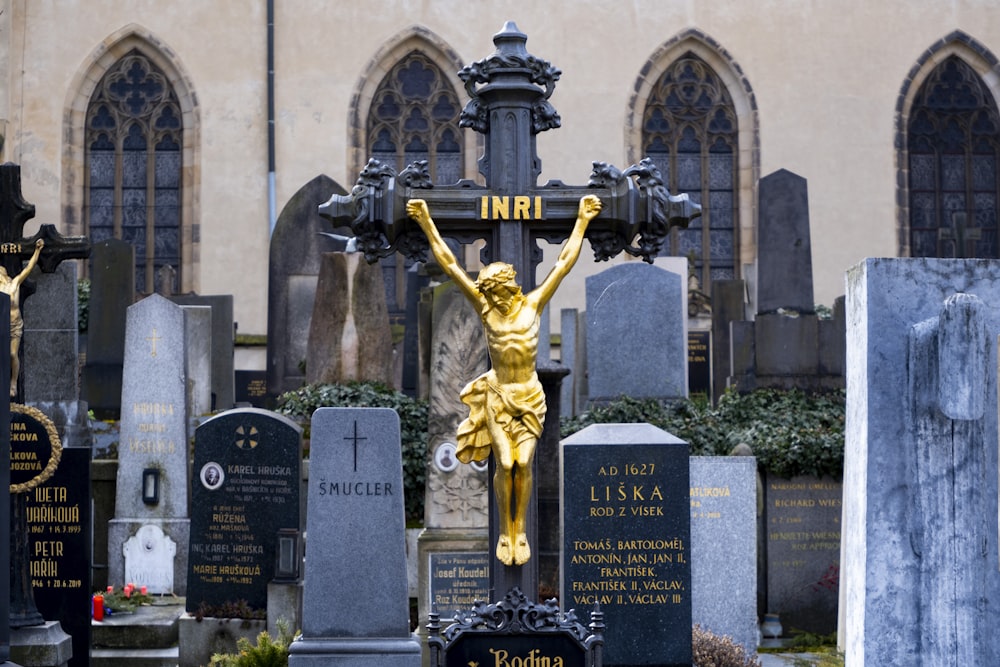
[908,56,1000,258]
[86,50,182,294]
[642,53,738,285]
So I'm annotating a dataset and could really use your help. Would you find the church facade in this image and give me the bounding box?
[1,1,998,348]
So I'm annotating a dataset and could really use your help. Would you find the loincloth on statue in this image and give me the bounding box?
[10,318,22,341]
[455,370,545,464]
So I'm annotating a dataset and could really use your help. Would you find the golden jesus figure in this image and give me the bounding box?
[407,195,601,565]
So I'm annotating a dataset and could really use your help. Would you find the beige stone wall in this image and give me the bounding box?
[3,1,1000,339]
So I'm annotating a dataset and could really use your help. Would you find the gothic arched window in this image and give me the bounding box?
[908,56,1000,258]
[366,51,464,318]
[86,50,182,294]
[368,51,463,184]
[642,53,739,285]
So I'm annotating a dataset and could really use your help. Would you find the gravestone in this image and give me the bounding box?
[187,408,301,612]
[107,294,193,594]
[170,294,236,411]
[687,330,711,400]
[841,258,1000,666]
[585,259,689,404]
[709,280,745,403]
[561,423,691,667]
[417,282,490,629]
[81,239,134,420]
[428,552,490,621]
[182,305,212,421]
[235,370,269,408]
[727,169,844,393]
[23,262,91,448]
[267,175,347,397]
[24,445,92,667]
[764,474,841,635]
[559,308,585,417]
[757,169,813,315]
[288,407,420,666]
[19,262,94,666]
[427,586,604,667]
[305,252,393,386]
[690,456,757,653]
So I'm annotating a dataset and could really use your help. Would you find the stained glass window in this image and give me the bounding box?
[368,51,463,185]
[86,50,182,293]
[367,51,464,316]
[642,53,738,286]
[908,56,1000,258]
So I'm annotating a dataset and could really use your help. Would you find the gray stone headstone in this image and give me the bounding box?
[764,473,841,635]
[289,407,420,667]
[305,252,393,386]
[23,263,78,402]
[710,280,745,402]
[585,261,688,403]
[561,423,691,667]
[267,175,347,397]
[690,456,758,653]
[187,408,301,612]
[81,239,135,419]
[559,308,583,417]
[416,282,489,632]
[170,294,236,412]
[107,294,192,594]
[23,263,92,448]
[757,169,813,314]
[842,258,1000,666]
[182,305,212,421]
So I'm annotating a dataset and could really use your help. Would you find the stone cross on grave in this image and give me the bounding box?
[0,162,90,629]
[320,22,700,599]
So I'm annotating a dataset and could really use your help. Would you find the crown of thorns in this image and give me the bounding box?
[476,263,517,293]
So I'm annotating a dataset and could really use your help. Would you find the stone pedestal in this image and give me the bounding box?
[267,581,304,638]
[178,615,267,667]
[9,622,72,667]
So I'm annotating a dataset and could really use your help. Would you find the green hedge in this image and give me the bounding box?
[561,388,846,479]
[275,381,428,525]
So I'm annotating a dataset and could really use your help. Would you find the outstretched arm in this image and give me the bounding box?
[14,239,44,284]
[532,195,601,307]
[406,199,482,306]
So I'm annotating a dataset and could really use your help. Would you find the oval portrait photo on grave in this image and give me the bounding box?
[9,403,62,494]
[200,461,225,491]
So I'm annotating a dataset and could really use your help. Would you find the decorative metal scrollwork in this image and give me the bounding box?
[586,158,700,264]
[458,22,562,135]
[317,158,429,264]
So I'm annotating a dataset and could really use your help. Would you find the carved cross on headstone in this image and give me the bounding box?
[0,162,91,629]
[319,22,700,598]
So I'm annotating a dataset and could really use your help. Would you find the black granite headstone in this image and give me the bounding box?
[170,294,235,411]
[561,424,691,667]
[757,169,813,315]
[27,447,91,667]
[187,408,301,612]
[81,239,135,419]
[235,370,270,408]
[764,473,842,635]
[687,330,711,400]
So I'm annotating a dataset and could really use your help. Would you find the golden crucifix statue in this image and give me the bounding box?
[407,195,601,565]
[0,238,43,397]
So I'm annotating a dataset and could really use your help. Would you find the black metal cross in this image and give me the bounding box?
[319,22,700,598]
[0,162,90,630]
